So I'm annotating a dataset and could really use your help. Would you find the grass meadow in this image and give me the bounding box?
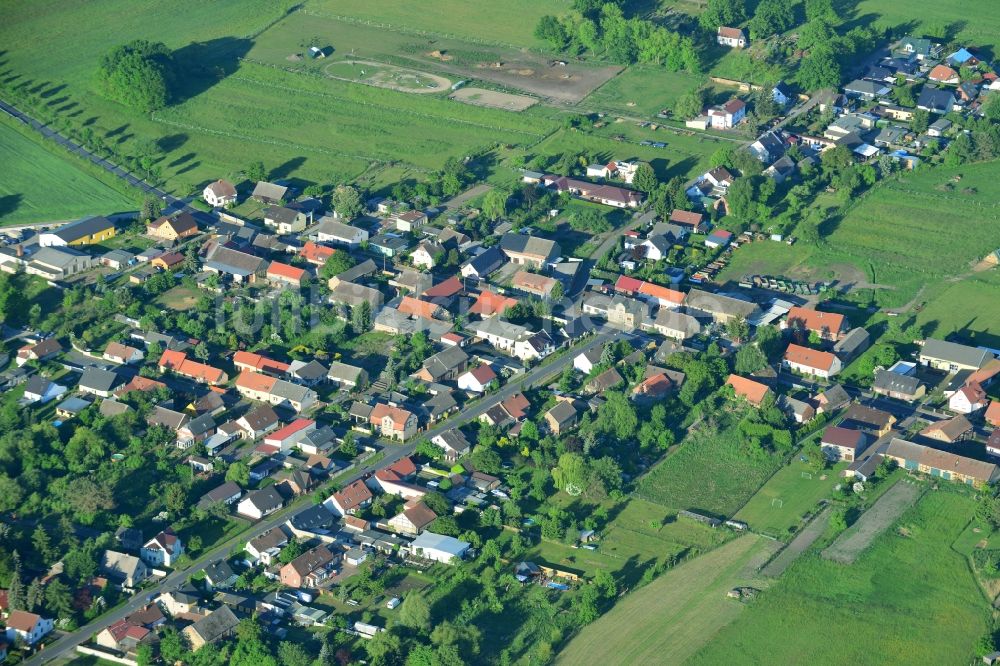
[581,65,704,117]
[304,0,569,49]
[636,412,785,517]
[852,0,1000,50]
[688,490,989,666]
[0,120,135,225]
[734,459,846,539]
[557,535,778,665]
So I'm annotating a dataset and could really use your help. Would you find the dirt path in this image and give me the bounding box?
[761,506,831,577]
[443,183,491,210]
[822,480,922,564]
[323,60,451,94]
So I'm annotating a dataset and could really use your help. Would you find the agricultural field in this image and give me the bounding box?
[688,490,989,666]
[853,0,1000,50]
[304,0,567,49]
[557,535,779,665]
[912,267,1000,348]
[734,458,846,539]
[581,65,704,117]
[636,413,785,517]
[0,120,135,225]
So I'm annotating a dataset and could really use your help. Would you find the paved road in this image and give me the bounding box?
[26,327,618,665]
[0,98,193,217]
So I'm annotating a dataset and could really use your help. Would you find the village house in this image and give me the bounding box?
[236,405,281,439]
[140,530,184,567]
[246,528,289,566]
[267,261,308,288]
[327,361,368,390]
[411,346,469,383]
[24,246,96,281]
[280,545,338,588]
[95,618,153,654]
[388,501,438,536]
[499,233,562,268]
[323,478,373,516]
[920,338,991,372]
[920,415,973,444]
[391,210,428,232]
[252,181,289,205]
[726,374,771,406]
[582,292,650,330]
[833,327,871,362]
[781,306,848,341]
[203,179,237,207]
[986,400,1000,428]
[235,371,318,413]
[708,99,746,129]
[950,382,988,414]
[202,243,267,283]
[368,457,425,500]
[5,610,54,646]
[315,217,369,247]
[103,341,144,365]
[22,376,67,405]
[300,241,336,266]
[288,359,329,386]
[872,370,926,402]
[541,175,645,208]
[236,486,284,520]
[16,338,62,366]
[264,205,311,234]
[432,429,472,462]
[820,425,868,461]
[645,309,701,340]
[39,216,115,247]
[411,240,445,270]
[101,550,150,588]
[183,606,239,651]
[685,289,759,325]
[458,364,497,394]
[159,350,229,385]
[197,481,242,510]
[841,403,896,437]
[79,367,121,398]
[545,400,578,435]
[147,212,199,241]
[409,532,470,564]
[783,344,842,378]
[460,246,506,280]
[884,437,998,487]
[511,271,559,299]
[264,418,316,453]
[369,403,419,441]
[717,26,747,48]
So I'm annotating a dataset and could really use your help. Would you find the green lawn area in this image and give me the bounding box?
[176,514,251,554]
[852,0,1000,50]
[557,534,779,665]
[912,269,1000,349]
[636,412,785,517]
[0,120,135,226]
[581,65,703,117]
[305,0,567,48]
[687,490,990,666]
[734,458,846,539]
[156,285,202,311]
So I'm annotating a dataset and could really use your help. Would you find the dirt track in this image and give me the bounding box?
[822,480,922,564]
[324,60,451,94]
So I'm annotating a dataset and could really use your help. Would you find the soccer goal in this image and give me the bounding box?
[801,472,813,479]
[771,498,784,508]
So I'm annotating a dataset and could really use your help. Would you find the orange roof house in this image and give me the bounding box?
[782,306,847,340]
[727,374,771,406]
[783,344,842,377]
[158,350,228,385]
[233,351,290,376]
[928,64,959,83]
[398,296,443,321]
[985,401,1000,428]
[235,370,278,394]
[300,241,336,266]
[637,281,685,307]
[267,261,307,286]
[470,290,518,317]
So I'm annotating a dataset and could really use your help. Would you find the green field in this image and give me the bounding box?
[582,65,704,117]
[637,414,785,517]
[688,491,989,665]
[853,0,1000,49]
[912,269,1000,348]
[734,459,845,538]
[305,0,568,49]
[557,535,778,665]
[0,121,135,225]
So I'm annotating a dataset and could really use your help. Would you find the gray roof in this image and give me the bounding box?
[199,481,242,507]
[290,359,328,381]
[546,400,578,425]
[917,86,955,113]
[80,367,120,393]
[316,218,366,240]
[418,346,469,381]
[292,504,336,532]
[252,181,288,201]
[187,605,239,643]
[269,379,315,403]
[327,361,365,383]
[410,531,470,558]
[335,259,377,284]
[31,246,92,270]
[873,369,922,395]
[473,316,531,342]
[460,246,505,276]
[264,205,299,225]
[500,234,561,262]
[434,428,470,453]
[56,395,92,415]
[920,339,990,369]
[684,289,759,319]
[651,309,701,336]
[833,327,870,356]
[204,245,266,277]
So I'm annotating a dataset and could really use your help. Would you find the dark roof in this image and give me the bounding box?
[240,405,279,431]
[917,85,955,113]
[292,504,337,532]
[243,486,283,512]
[48,216,114,243]
[187,605,239,643]
[204,245,266,277]
[873,369,922,395]
[822,425,865,449]
[842,404,894,429]
[461,246,505,275]
[265,206,299,225]
[499,234,561,262]
[80,367,120,392]
[199,481,242,507]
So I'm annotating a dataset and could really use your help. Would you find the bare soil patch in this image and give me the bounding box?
[450,87,537,111]
[761,507,830,577]
[323,59,451,94]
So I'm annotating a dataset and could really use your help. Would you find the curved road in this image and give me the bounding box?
[26,327,619,664]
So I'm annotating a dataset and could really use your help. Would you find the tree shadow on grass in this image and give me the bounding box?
[171,37,254,105]
[269,156,307,182]
[0,194,23,220]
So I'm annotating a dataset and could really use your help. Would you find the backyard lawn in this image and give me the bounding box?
[734,458,846,539]
[0,120,135,226]
[688,490,989,665]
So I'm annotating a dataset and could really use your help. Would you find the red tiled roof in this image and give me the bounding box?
[423,276,463,299]
[300,241,336,265]
[785,306,846,335]
[669,209,704,227]
[615,275,643,294]
[718,26,744,39]
[333,479,373,512]
[115,375,166,396]
[502,393,530,420]
[633,373,672,397]
[468,364,497,384]
[986,401,1000,427]
[6,610,41,633]
[784,344,837,372]
[638,281,685,305]
[267,261,307,283]
[233,351,290,374]
[727,374,771,405]
[370,403,414,431]
[236,370,278,393]
[266,418,315,443]
[159,351,227,384]
[821,425,864,449]
[470,290,517,316]
[377,456,417,483]
[398,296,440,320]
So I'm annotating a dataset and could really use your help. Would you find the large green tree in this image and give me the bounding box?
[98,40,176,112]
